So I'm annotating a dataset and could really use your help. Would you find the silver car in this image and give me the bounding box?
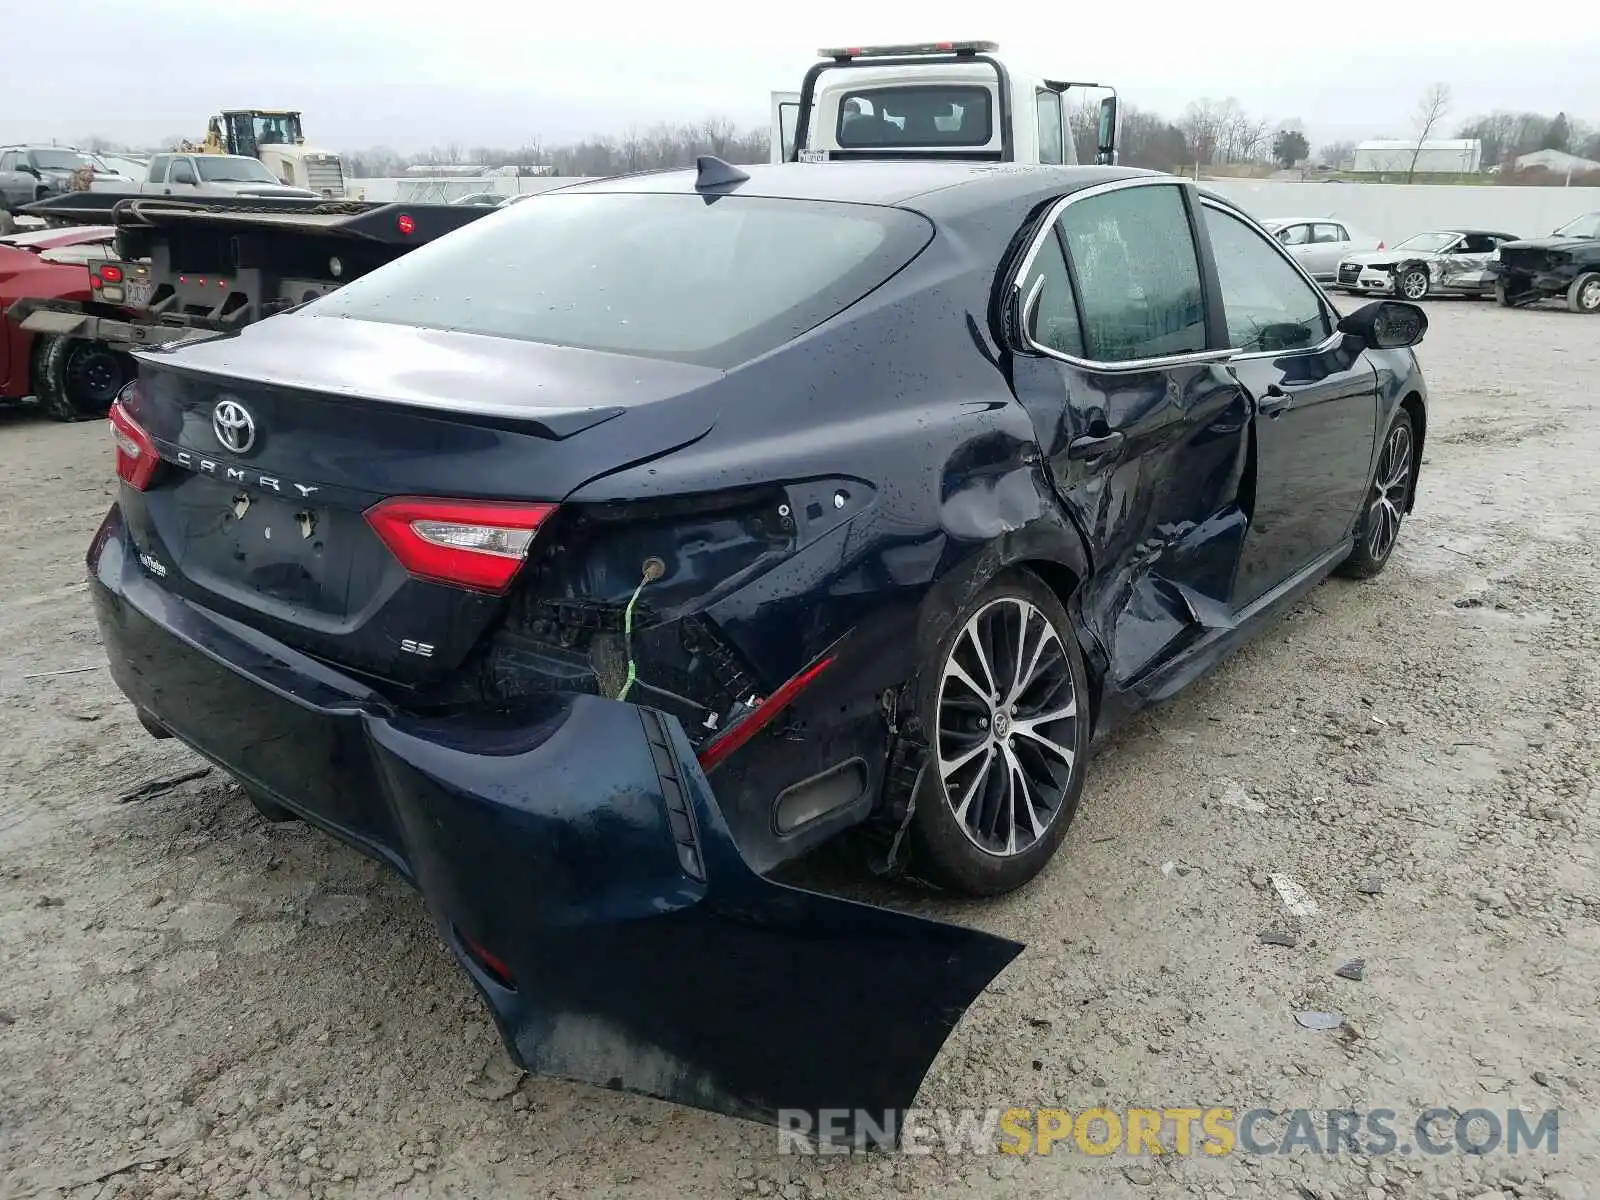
[1261,217,1382,283]
[1336,229,1522,300]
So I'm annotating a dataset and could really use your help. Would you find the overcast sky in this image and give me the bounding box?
[5,0,1597,154]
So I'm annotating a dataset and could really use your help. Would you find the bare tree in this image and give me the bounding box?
[1407,83,1451,182]
[1318,139,1357,169]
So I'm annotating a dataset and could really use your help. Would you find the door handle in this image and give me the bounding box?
[1258,385,1292,417]
[1066,430,1125,461]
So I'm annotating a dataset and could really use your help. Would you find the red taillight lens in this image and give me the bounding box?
[364,497,556,594]
[108,396,160,491]
[697,655,836,773]
[100,264,124,283]
[396,213,415,235]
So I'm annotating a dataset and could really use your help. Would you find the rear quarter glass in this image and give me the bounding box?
[306,193,934,369]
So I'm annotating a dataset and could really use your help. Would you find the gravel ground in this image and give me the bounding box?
[1,301,1596,1200]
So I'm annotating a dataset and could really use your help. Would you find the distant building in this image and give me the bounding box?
[1352,139,1482,174]
[1514,148,1600,175]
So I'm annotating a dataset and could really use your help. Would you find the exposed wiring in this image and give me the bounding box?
[614,557,665,702]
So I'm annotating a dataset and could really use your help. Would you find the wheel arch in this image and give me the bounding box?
[908,505,1103,734]
[1397,390,1426,512]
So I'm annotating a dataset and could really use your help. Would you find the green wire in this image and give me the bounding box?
[614,574,649,702]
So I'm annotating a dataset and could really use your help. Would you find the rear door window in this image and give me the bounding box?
[311,192,933,369]
[1053,183,1207,363]
[1019,228,1084,357]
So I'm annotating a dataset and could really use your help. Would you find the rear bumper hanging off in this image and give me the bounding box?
[88,504,1022,1141]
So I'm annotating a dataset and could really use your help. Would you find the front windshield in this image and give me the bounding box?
[31,149,89,171]
[1555,213,1600,239]
[1394,232,1458,252]
[196,156,280,183]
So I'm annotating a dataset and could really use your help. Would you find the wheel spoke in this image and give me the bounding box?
[943,656,989,706]
[1009,617,1059,707]
[940,738,991,781]
[950,745,995,824]
[1002,743,1046,842]
[964,624,999,701]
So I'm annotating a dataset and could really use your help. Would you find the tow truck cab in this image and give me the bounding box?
[769,41,1119,166]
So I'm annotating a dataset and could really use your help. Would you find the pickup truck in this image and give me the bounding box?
[88,153,318,200]
[0,146,99,233]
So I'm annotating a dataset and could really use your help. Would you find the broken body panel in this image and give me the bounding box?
[89,165,1428,1136]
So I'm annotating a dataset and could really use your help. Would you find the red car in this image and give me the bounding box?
[1,224,133,420]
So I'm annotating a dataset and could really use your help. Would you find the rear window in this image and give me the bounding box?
[836,86,993,149]
[309,192,932,368]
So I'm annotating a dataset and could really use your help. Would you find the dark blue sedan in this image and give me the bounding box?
[92,159,1428,1140]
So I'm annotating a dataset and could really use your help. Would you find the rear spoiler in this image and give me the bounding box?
[22,192,495,243]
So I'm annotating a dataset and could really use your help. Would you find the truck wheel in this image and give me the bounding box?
[1494,279,1526,308]
[1567,272,1600,314]
[34,336,132,422]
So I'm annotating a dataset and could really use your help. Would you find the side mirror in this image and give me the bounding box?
[1096,95,1118,165]
[1338,301,1427,350]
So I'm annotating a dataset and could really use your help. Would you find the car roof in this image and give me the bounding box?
[1262,216,1346,224]
[558,161,1159,216]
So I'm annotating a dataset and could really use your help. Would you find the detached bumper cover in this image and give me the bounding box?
[88,506,1021,1138]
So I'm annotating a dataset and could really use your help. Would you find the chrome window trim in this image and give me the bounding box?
[1011,175,1230,373]
[1196,197,1347,362]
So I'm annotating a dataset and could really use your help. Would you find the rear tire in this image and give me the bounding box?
[910,570,1091,896]
[1567,272,1600,314]
[34,336,131,421]
[1338,410,1415,580]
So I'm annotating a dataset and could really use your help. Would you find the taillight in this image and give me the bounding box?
[108,395,160,491]
[364,497,556,594]
[1376,241,1386,250]
[100,264,124,283]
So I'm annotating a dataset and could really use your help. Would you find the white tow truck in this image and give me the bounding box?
[769,40,1119,167]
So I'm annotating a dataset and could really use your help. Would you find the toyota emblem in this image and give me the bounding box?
[212,399,256,454]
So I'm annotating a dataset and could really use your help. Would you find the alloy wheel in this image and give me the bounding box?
[935,597,1080,857]
[1400,271,1429,300]
[1367,422,1413,560]
[1580,278,1600,312]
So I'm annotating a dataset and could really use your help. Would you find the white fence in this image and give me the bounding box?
[1198,180,1600,245]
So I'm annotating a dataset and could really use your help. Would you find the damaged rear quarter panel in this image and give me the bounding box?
[563,223,1092,865]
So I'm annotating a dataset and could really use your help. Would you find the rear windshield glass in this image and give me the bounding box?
[837,86,993,148]
[308,192,931,368]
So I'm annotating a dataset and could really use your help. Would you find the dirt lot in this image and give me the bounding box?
[1,302,1596,1200]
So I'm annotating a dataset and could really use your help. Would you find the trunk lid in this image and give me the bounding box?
[122,315,720,688]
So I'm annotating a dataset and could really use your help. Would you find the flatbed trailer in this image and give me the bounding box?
[9,191,498,352]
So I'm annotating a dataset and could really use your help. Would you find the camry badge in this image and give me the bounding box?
[212,399,256,455]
